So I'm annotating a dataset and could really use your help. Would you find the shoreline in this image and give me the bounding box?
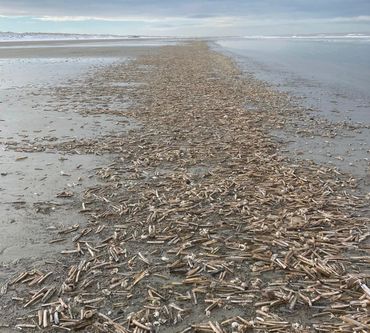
[1,41,369,332]
[212,40,370,193]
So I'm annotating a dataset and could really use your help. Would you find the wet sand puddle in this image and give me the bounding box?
[0,55,137,268]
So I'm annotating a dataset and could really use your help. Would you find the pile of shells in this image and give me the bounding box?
[1,42,369,332]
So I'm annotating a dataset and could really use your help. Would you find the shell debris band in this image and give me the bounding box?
[1,42,369,332]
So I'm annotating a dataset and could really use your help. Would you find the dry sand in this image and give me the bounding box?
[0,41,369,332]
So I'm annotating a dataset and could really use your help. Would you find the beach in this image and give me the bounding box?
[0,40,369,332]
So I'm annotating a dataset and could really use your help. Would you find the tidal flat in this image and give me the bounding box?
[0,40,369,332]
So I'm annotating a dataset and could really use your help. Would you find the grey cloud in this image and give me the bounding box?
[0,0,369,19]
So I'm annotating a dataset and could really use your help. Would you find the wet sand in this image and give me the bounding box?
[0,41,369,332]
[0,40,157,266]
[0,38,178,58]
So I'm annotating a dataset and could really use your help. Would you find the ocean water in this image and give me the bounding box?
[216,36,370,124]
[215,36,370,189]
[0,32,176,42]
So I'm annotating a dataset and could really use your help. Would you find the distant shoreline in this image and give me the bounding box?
[1,31,369,43]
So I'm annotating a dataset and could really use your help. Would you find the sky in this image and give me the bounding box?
[0,0,370,36]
